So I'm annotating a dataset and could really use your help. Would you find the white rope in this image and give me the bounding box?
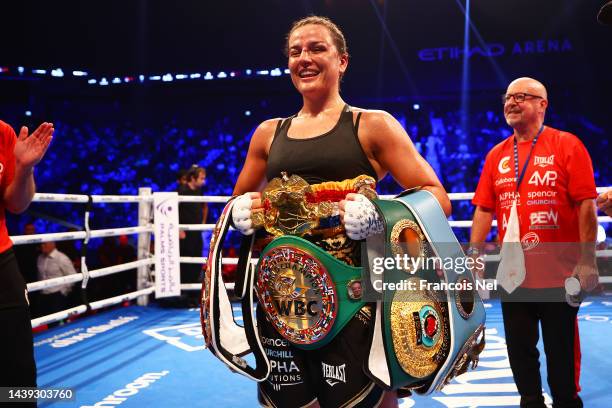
[179,256,244,265]
[179,223,218,231]
[30,187,610,205]
[89,226,153,238]
[181,283,234,291]
[178,195,232,203]
[31,306,87,329]
[91,195,152,203]
[12,231,86,245]
[27,258,154,293]
[30,287,155,329]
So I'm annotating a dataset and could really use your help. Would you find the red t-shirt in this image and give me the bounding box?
[0,120,17,254]
[473,126,597,288]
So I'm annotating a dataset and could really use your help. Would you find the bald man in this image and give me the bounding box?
[470,78,598,407]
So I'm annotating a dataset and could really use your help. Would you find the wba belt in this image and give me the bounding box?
[255,235,364,349]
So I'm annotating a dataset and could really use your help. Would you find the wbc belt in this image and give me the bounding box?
[256,235,364,350]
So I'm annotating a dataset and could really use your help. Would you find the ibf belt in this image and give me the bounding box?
[256,235,364,350]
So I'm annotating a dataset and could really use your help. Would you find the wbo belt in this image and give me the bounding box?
[256,235,364,350]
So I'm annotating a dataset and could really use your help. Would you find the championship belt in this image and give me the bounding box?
[252,173,375,349]
[255,235,364,350]
[200,198,270,381]
[363,190,486,394]
[252,172,377,237]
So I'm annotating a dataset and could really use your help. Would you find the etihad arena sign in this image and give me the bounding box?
[418,38,573,61]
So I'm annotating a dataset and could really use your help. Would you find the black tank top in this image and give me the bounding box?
[266,105,378,184]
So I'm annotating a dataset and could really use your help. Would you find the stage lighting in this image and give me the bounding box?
[175,74,187,80]
[413,104,421,110]
[99,78,109,86]
[72,71,88,77]
[88,79,97,84]
[270,68,282,77]
[51,69,64,77]
[162,74,173,82]
[17,66,24,74]
[190,73,201,79]
[217,71,227,79]
[32,69,47,75]
[204,72,213,80]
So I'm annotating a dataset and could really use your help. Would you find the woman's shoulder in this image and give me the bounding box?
[348,107,400,132]
[251,117,284,139]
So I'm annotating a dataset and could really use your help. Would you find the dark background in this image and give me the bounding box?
[0,0,610,233]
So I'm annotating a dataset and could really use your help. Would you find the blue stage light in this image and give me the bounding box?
[72,70,88,77]
[25,111,32,117]
[32,69,47,75]
[217,71,227,79]
[204,72,213,80]
[413,104,421,110]
[51,69,64,77]
[162,73,173,82]
[88,79,97,84]
[190,73,201,79]
[270,68,282,77]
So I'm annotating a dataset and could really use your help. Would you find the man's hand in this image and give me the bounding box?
[572,262,599,292]
[596,190,612,216]
[14,122,54,169]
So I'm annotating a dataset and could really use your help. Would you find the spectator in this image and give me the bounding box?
[37,241,77,314]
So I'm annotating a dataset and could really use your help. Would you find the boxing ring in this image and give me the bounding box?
[15,188,612,407]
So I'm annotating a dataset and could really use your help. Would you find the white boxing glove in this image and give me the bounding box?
[232,194,256,235]
[343,194,384,240]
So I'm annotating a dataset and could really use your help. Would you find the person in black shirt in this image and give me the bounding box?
[178,166,207,285]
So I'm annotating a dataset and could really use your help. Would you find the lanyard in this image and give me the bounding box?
[513,125,544,191]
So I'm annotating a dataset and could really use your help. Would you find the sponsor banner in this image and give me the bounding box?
[48,316,139,348]
[153,192,181,298]
[80,371,169,408]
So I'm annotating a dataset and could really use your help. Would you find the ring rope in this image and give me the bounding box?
[10,188,611,327]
